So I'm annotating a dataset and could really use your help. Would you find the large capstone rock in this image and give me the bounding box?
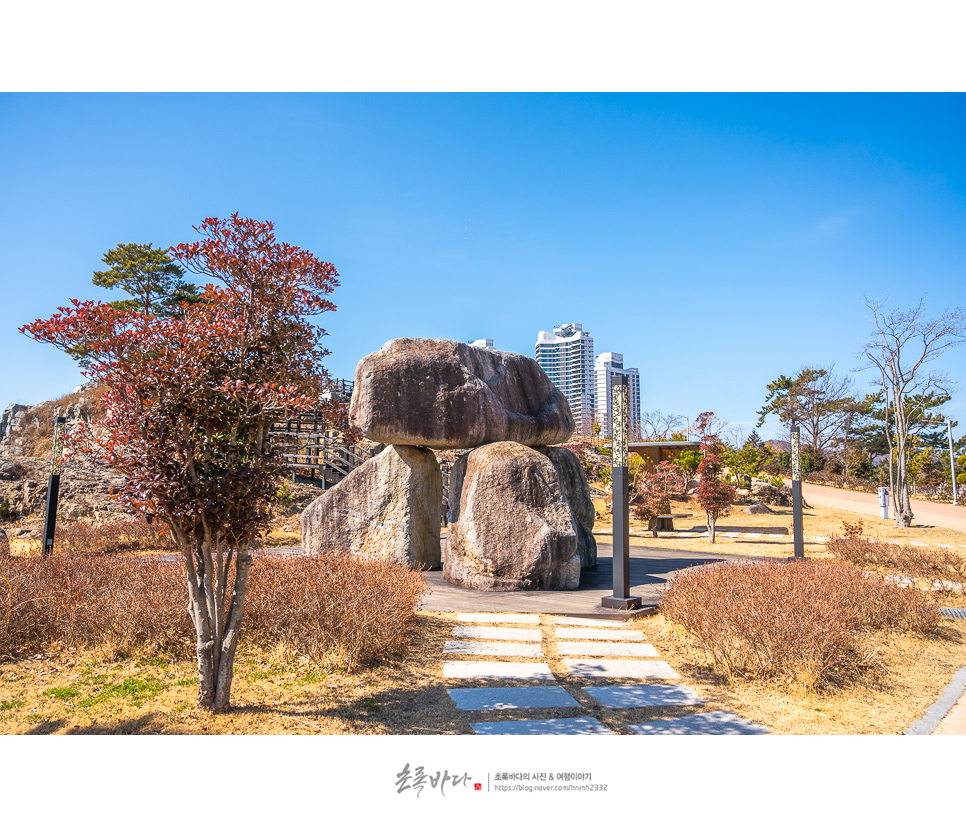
[349,338,574,449]
[443,442,580,591]
[301,445,442,570]
[537,446,597,570]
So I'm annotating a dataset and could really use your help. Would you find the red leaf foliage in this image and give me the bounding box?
[21,215,339,544]
[693,411,737,525]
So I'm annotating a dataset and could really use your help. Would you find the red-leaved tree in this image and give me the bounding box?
[693,412,736,544]
[21,214,340,711]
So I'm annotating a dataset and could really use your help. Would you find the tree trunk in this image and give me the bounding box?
[892,395,914,528]
[212,545,253,711]
[178,528,253,712]
[706,511,716,544]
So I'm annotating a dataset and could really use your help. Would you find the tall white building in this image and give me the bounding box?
[535,323,595,434]
[595,352,641,439]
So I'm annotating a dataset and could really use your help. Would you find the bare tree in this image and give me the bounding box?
[639,410,685,441]
[859,297,966,527]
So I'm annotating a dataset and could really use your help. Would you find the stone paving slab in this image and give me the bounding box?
[721,532,741,537]
[444,641,545,657]
[742,532,763,538]
[556,642,659,657]
[584,684,705,708]
[447,685,580,711]
[443,661,555,680]
[629,710,769,735]
[552,616,633,628]
[452,625,543,642]
[554,627,643,641]
[456,613,541,624]
[563,659,681,679]
[472,716,616,735]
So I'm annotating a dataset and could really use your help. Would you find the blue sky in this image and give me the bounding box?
[3,93,965,441]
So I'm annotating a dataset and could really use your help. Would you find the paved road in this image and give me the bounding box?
[420,541,740,615]
[795,482,966,534]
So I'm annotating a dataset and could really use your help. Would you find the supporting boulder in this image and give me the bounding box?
[443,442,580,591]
[301,444,442,569]
[349,338,574,449]
[536,446,597,570]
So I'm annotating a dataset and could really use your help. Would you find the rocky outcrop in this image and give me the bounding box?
[443,442,580,591]
[301,444,442,570]
[0,456,128,523]
[0,405,28,441]
[350,338,574,449]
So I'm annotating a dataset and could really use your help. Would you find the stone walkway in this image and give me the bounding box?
[443,612,770,735]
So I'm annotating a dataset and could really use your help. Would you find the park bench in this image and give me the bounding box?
[651,514,690,537]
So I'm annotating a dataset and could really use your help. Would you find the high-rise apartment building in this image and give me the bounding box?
[535,323,595,433]
[595,352,641,439]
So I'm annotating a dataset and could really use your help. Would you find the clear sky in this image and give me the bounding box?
[3,93,965,441]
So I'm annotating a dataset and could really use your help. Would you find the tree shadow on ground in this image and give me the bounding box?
[62,714,165,735]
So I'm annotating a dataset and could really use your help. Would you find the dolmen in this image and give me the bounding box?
[300,338,597,591]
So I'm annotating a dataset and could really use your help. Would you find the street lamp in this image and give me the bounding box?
[42,415,67,556]
[919,417,959,506]
[790,423,804,560]
[602,376,642,610]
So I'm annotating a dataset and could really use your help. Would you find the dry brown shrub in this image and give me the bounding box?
[0,550,428,669]
[660,559,939,688]
[243,553,430,670]
[57,518,178,556]
[0,532,9,560]
[0,554,189,658]
[841,519,864,538]
[826,536,966,595]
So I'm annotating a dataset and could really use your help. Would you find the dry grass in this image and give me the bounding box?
[2,498,965,735]
[2,608,965,735]
[591,496,966,560]
[56,518,178,557]
[0,612,463,735]
[647,613,966,735]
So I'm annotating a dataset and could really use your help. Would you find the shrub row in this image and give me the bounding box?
[825,535,966,593]
[660,559,940,688]
[0,553,188,656]
[55,518,179,556]
[0,551,429,669]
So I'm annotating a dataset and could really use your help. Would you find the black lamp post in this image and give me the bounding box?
[602,376,641,610]
[42,415,66,556]
[790,423,804,560]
